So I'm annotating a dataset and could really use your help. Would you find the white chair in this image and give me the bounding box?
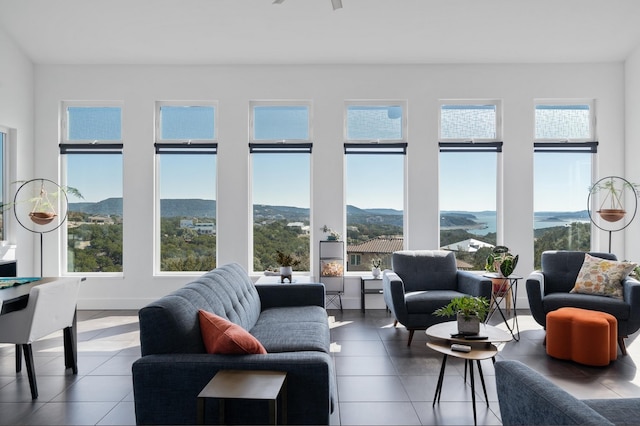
[0,278,81,399]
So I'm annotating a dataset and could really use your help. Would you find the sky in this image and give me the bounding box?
[63,104,593,212]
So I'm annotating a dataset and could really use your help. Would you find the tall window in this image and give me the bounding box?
[345,102,406,272]
[155,102,217,273]
[61,102,123,273]
[250,102,311,273]
[534,102,595,267]
[439,101,502,270]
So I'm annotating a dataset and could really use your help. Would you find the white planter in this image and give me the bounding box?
[457,312,480,335]
[371,267,381,278]
[279,266,292,283]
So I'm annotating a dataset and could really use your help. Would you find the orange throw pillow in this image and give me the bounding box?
[198,310,267,355]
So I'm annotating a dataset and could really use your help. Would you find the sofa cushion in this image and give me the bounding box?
[543,293,630,320]
[392,250,459,292]
[405,290,469,314]
[250,306,330,353]
[584,398,640,425]
[198,310,267,355]
[571,253,636,299]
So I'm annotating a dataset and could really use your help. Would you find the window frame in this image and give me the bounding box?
[60,101,124,277]
[249,100,313,143]
[533,99,596,143]
[439,99,502,143]
[344,100,407,143]
[154,101,219,275]
[0,126,10,244]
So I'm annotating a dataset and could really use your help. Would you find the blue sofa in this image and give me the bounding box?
[495,360,640,425]
[132,263,335,425]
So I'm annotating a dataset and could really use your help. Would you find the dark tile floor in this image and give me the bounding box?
[0,308,638,425]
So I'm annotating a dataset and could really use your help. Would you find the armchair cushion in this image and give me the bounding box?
[392,250,458,292]
[405,290,470,314]
[571,253,636,299]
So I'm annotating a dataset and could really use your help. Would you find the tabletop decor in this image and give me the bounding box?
[434,296,490,335]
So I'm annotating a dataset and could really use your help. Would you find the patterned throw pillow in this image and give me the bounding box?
[570,253,636,299]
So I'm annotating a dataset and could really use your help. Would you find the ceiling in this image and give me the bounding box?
[1,0,639,65]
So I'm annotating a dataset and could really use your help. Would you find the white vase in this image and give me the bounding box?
[457,312,480,335]
[371,267,381,278]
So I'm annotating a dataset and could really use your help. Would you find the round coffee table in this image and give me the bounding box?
[426,322,512,426]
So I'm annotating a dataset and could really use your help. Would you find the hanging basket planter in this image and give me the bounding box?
[597,208,626,223]
[29,211,57,225]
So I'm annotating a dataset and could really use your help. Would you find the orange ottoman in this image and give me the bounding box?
[546,307,617,366]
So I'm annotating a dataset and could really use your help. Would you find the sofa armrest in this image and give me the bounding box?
[382,270,408,322]
[256,283,325,310]
[456,271,492,299]
[133,351,335,425]
[623,277,640,332]
[526,271,547,328]
[495,360,614,426]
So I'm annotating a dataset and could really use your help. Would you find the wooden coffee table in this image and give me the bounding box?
[426,322,512,426]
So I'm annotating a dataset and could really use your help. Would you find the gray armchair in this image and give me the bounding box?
[526,250,640,355]
[382,250,492,345]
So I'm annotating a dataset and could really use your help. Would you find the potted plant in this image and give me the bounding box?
[590,177,640,223]
[485,246,519,295]
[320,225,341,241]
[275,250,300,283]
[371,258,382,278]
[434,296,490,335]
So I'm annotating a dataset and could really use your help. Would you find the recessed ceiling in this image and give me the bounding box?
[0,0,639,65]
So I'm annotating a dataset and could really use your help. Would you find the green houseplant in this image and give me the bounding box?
[275,250,300,283]
[589,177,640,223]
[485,246,519,278]
[434,296,490,334]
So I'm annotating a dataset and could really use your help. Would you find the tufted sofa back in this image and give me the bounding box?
[392,250,458,292]
[541,251,617,294]
[138,263,261,356]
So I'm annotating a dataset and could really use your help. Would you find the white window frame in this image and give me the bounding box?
[439,99,502,143]
[344,100,407,143]
[0,126,14,245]
[249,100,313,143]
[533,99,596,143]
[60,101,124,277]
[155,100,218,143]
[154,101,218,276]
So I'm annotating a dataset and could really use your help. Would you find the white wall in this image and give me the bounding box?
[625,46,640,261]
[33,63,626,309]
[0,27,35,273]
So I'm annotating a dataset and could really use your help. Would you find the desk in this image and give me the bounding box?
[0,277,83,373]
[484,274,521,341]
[360,276,383,313]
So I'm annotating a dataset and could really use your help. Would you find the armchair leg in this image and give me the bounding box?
[618,336,628,356]
[393,319,398,327]
[15,344,22,372]
[407,330,415,346]
[22,344,38,399]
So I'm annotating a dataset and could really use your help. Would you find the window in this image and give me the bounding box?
[533,101,595,268]
[155,102,217,273]
[439,101,502,270]
[61,102,123,273]
[345,101,406,272]
[250,102,311,273]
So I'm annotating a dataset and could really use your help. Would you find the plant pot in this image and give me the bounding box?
[29,211,56,225]
[371,267,381,278]
[279,266,292,283]
[491,277,509,296]
[597,209,626,222]
[457,312,480,335]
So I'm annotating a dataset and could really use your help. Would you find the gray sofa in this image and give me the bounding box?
[495,360,640,425]
[132,263,335,425]
[526,250,640,354]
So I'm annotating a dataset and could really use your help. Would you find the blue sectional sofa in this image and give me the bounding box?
[495,360,640,425]
[132,263,335,425]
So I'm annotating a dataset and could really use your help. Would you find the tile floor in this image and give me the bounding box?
[0,308,638,425]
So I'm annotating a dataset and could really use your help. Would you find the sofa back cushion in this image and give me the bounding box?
[541,251,617,294]
[139,263,261,356]
[392,250,458,292]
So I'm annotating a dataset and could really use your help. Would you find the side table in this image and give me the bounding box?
[360,275,383,313]
[197,370,287,425]
[484,274,521,341]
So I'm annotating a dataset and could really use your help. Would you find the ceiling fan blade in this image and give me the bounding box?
[273,0,285,4]
[331,0,343,10]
